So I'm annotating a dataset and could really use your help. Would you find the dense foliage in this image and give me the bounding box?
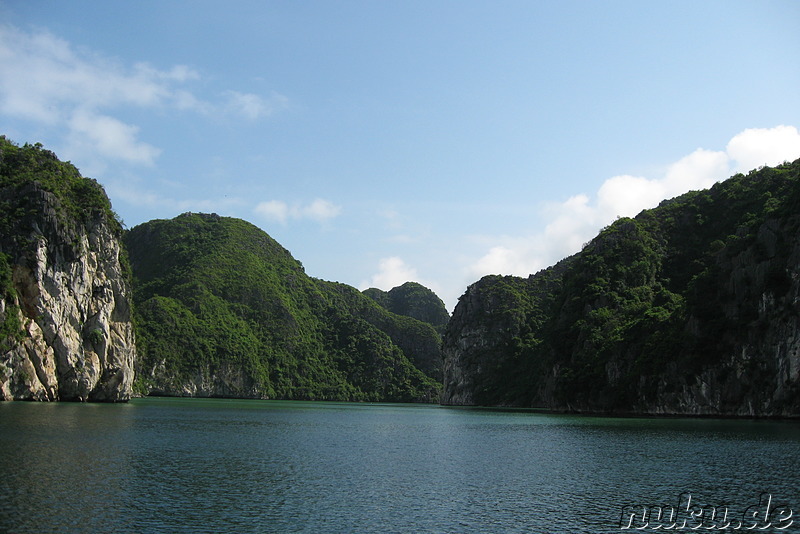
[0,136,443,403]
[126,213,441,402]
[0,252,22,351]
[364,281,450,334]
[329,280,444,379]
[445,159,800,412]
[0,136,121,233]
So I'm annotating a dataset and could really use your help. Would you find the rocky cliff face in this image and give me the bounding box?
[0,153,136,401]
[442,160,800,416]
[441,262,569,407]
[641,215,800,416]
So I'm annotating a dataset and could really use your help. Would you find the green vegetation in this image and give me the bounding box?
[0,135,443,403]
[0,252,23,350]
[0,136,122,233]
[8,133,796,412]
[126,213,441,402]
[364,281,450,335]
[446,159,800,412]
[327,280,445,380]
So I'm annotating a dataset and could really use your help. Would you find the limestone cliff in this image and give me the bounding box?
[442,160,800,416]
[442,262,569,407]
[0,139,135,401]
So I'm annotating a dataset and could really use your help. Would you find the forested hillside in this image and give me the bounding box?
[126,213,442,402]
[5,133,798,415]
[363,282,450,334]
[443,160,800,416]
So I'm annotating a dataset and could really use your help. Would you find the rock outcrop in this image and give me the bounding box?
[0,140,135,401]
[442,262,569,407]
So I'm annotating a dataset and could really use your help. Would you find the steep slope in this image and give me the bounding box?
[363,281,450,334]
[125,213,440,402]
[362,281,449,378]
[443,159,800,416]
[0,137,136,401]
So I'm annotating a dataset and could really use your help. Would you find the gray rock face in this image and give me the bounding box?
[441,266,567,408]
[0,183,135,401]
[441,279,504,406]
[141,358,262,399]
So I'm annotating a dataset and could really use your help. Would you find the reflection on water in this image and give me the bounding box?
[1,398,799,533]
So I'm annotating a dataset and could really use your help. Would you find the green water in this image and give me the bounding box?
[1,398,798,533]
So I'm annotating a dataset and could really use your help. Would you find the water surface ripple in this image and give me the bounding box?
[1,398,798,533]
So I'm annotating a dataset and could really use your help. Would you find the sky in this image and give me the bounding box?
[1,0,800,311]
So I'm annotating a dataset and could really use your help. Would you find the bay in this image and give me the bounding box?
[1,397,799,533]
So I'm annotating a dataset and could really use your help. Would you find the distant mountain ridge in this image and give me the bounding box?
[442,159,800,416]
[363,282,450,333]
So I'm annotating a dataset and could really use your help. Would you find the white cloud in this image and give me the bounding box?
[173,89,210,112]
[105,178,246,215]
[593,148,729,224]
[663,148,730,194]
[596,175,665,221]
[67,109,161,166]
[104,181,163,208]
[224,90,288,120]
[300,198,342,222]
[225,91,270,120]
[542,194,597,257]
[360,256,446,299]
[253,198,341,225]
[726,125,800,173]
[0,24,188,165]
[0,26,195,118]
[253,200,291,224]
[468,245,538,279]
[0,24,285,168]
[134,62,200,83]
[360,257,419,290]
[468,125,800,280]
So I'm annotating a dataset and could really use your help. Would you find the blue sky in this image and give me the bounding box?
[2,1,799,310]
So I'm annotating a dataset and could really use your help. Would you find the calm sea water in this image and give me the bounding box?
[1,398,799,533]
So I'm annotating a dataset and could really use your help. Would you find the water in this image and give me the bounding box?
[1,398,799,533]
